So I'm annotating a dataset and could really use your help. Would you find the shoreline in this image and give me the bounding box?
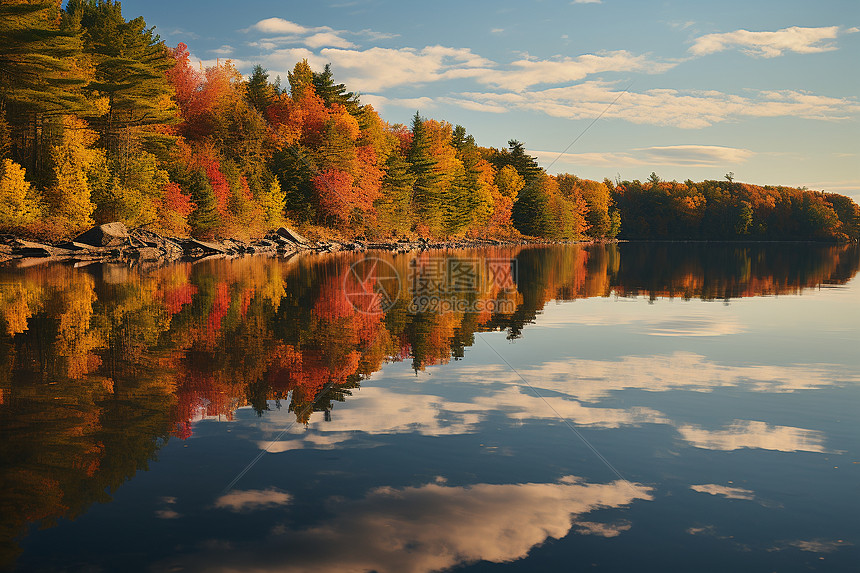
[3,223,850,269]
[0,223,584,269]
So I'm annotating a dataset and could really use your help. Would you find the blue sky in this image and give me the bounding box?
[124,0,859,199]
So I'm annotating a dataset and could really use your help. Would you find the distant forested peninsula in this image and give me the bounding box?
[1,1,858,243]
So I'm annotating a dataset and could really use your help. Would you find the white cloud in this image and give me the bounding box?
[690,26,843,58]
[249,18,311,35]
[678,420,828,453]
[796,179,860,195]
[210,45,234,55]
[246,18,367,50]
[167,477,651,573]
[304,32,356,49]
[572,0,602,3]
[475,51,674,92]
[356,28,400,41]
[639,145,755,166]
[531,145,754,169]
[438,97,509,113]
[690,484,755,500]
[457,81,860,128]
[316,45,493,91]
[214,488,292,512]
[361,94,437,111]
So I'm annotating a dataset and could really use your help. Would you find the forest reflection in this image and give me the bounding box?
[0,242,858,565]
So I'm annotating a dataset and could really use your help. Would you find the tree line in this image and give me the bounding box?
[1,0,857,242]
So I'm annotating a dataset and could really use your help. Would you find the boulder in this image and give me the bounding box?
[276,226,309,245]
[128,247,162,261]
[186,239,227,254]
[74,222,130,247]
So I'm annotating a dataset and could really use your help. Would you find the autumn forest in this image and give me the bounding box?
[1,1,858,242]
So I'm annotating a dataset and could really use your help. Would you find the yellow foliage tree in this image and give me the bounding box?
[0,159,41,229]
[47,117,102,230]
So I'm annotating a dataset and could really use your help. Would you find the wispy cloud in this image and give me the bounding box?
[572,0,602,4]
[474,51,674,92]
[530,145,754,169]
[361,94,438,111]
[457,82,860,128]
[690,25,850,58]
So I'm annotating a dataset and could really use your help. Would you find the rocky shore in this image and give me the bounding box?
[0,222,548,267]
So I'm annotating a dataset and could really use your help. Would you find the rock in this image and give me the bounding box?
[185,239,227,254]
[128,247,162,261]
[12,239,78,258]
[74,222,130,247]
[276,226,309,245]
[55,241,94,251]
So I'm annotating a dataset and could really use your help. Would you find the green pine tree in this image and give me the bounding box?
[68,0,176,152]
[377,151,415,235]
[0,0,91,179]
[312,64,360,115]
[407,112,441,233]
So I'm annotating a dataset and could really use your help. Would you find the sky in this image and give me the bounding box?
[121,0,859,200]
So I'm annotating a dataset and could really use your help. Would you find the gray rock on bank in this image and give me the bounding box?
[73,222,131,247]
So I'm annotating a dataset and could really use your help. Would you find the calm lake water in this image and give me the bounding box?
[1,243,859,572]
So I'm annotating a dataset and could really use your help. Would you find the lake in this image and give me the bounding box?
[1,243,859,572]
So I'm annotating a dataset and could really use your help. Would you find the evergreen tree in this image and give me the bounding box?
[443,164,473,235]
[376,151,414,235]
[0,0,90,178]
[513,173,552,237]
[184,168,220,237]
[407,112,441,233]
[68,0,176,151]
[490,140,542,183]
[271,146,317,222]
[312,63,360,115]
[245,64,275,116]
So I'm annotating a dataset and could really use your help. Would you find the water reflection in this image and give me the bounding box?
[162,477,651,573]
[0,243,858,568]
